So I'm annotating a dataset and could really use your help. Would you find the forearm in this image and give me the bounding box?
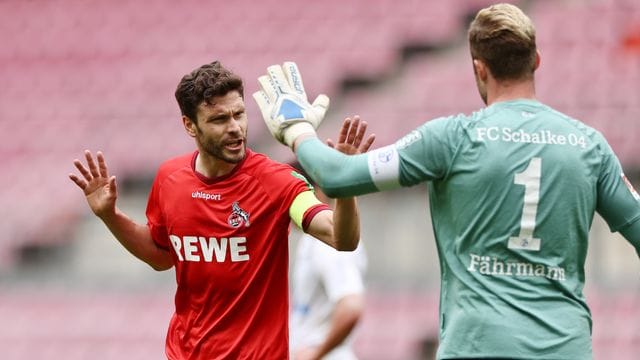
[315,294,364,358]
[332,197,360,251]
[99,208,173,271]
[296,138,378,197]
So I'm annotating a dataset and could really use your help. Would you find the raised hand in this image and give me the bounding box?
[68,150,117,218]
[253,61,330,147]
[327,115,376,155]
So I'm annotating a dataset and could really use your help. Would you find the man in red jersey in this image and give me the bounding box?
[69,60,374,359]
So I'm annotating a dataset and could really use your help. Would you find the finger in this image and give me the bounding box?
[257,75,278,102]
[282,62,307,100]
[74,159,93,182]
[267,64,292,95]
[252,90,272,120]
[108,175,117,197]
[326,139,335,148]
[345,116,360,145]
[68,173,88,190]
[84,150,100,178]
[97,151,109,178]
[353,118,368,147]
[311,94,330,114]
[360,134,376,152]
[337,117,352,144]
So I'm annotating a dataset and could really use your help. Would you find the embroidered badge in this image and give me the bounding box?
[228,201,251,228]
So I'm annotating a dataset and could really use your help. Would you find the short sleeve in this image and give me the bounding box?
[146,176,170,250]
[258,162,319,219]
[397,115,465,186]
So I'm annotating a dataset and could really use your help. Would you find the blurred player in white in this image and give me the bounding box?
[290,162,367,360]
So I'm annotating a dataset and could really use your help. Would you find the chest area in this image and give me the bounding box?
[158,177,290,265]
[160,177,277,232]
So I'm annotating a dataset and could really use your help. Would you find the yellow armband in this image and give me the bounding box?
[289,190,323,229]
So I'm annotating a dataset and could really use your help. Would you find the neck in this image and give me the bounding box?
[486,78,536,106]
[195,152,238,178]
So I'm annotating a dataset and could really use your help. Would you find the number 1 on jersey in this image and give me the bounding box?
[508,157,542,251]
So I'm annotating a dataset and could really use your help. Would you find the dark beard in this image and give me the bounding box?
[199,136,245,164]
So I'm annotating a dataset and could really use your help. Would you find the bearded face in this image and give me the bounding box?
[190,91,248,165]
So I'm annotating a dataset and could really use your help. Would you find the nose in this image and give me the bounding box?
[228,117,243,133]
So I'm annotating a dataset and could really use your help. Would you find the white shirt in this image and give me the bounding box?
[290,234,367,360]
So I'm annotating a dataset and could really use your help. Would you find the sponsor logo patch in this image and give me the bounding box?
[228,201,251,228]
[192,190,221,201]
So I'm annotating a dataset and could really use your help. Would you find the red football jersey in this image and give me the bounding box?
[146,149,325,359]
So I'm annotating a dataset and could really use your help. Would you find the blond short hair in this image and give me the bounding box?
[468,3,537,80]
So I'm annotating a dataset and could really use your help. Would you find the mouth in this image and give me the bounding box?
[224,139,244,151]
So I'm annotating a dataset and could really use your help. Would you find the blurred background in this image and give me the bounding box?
[1,0,639,358]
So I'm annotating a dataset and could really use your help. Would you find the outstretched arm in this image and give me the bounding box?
[254,61,401,198]
[69,150,173,271]
[305,117,375,251]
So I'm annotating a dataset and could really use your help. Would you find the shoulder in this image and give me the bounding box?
[241,150,299,180]
[540,105,613,155]
[241,149,312,195]
[396,113,471,150]
[155,151,195,180]
[421,113,475,136]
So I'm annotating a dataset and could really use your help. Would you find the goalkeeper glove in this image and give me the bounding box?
[252,61,330,148]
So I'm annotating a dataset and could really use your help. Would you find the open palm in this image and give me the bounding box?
[327,115,375,155]
[68,150,118,218]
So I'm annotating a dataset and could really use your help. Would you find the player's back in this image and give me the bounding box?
[416,99,608,359]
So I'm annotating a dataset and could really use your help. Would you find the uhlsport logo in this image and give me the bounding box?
[286,63,304,95]
[228,201,250,228]
[192,190,221,201]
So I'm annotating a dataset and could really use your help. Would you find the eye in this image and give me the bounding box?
[209,116,227,123]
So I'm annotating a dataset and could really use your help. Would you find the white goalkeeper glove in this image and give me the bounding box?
[252,61,330,148]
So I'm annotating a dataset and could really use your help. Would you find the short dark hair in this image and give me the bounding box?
[468,3,537,81]
[174,61,244,121]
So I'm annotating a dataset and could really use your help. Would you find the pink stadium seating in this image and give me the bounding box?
[0,0,494,266]
[0,1,638,358]
[0,291,173,359]
[0,289,636,359]
[532,0,640,166]
[322,0,640,167]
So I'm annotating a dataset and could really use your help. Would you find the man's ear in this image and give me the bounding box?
[533,49,541,71]
[183,115,197,138]
[473,59,488,82]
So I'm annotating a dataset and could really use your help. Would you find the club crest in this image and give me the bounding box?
[228,201,251,228]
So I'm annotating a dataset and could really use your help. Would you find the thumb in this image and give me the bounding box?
[108,175,118,196]
[311,94,330,113]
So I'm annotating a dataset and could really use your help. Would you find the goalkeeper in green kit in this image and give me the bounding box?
[253,3,640,359]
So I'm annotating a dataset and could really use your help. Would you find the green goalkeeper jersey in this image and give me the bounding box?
[296,99,640,359]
